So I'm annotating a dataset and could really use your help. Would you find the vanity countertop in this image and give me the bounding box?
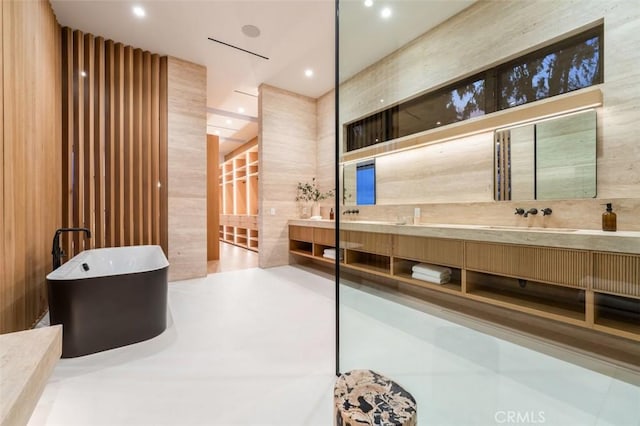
[288,219,640,254]
[0,325,62,426]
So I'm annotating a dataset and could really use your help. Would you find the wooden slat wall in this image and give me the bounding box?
[61,28,168,260]
[1,0,61,334]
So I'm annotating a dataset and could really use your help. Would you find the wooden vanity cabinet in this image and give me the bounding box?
[393,235,463,267]
[342,230,392,256]
[465,242,590,289]
[288,223,640,342]
[592,252,640,339]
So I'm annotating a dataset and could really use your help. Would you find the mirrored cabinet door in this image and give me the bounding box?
[494,109,596,201]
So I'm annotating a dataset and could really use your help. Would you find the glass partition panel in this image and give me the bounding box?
[336,2,637,425]
[337,2,483,422]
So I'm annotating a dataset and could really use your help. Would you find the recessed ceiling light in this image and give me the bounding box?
[241,24,261,38]
[80,71,87,77]
[305,69,314,78]
[436,121,441,125]
[379,99,384,103]
[364,0,373,7]
[381,7,392,19]
[226,119,232,125]
[132,5,146,18]
[238,107,245,114]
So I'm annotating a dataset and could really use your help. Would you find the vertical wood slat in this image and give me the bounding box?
[159,57,169,255]
[133,48,143,244]
[83,33,95,251]
[61,28,74,268]
[143,52,152,244]
[104,40,115,247]
[123,46,133,246]
[72,30,84,256]
[27,2,39,323]
[114,43,125,247]
[60,28,167,264]
[48,5,62,319]
[94,37,106,248]
[151,56,160,246]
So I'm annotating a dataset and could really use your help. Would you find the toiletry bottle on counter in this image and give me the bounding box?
[329,208,334,220]
[602,203,617,232]
[414,207,421,225]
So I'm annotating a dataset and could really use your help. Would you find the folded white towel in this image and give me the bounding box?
[412,263,452,276]
[322,248,343,261]
[412,271,450,282]
[411,269,450,279]
[412,271,450,284]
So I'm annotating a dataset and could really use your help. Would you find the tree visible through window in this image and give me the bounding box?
[499,34,601,109]
[344,25,603,153]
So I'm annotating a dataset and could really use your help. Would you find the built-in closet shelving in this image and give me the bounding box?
[219,144,259,252]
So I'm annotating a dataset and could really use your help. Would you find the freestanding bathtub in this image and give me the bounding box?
[46,245,169,358]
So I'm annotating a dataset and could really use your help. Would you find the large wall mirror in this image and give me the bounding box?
[494,109,596,201]
[343,159,376,206]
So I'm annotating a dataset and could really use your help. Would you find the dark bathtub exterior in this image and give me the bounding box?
[47,266,168,358]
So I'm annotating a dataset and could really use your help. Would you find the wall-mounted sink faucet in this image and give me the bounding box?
[51,227,92,271]
[523,208,538,218]
[541,208,553,216]
[514,208,525,216]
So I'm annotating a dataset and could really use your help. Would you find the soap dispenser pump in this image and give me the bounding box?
[602,203,617,232]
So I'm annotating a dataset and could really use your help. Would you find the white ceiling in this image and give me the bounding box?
[51,0,474,157]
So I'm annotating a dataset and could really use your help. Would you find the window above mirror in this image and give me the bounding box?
[344,24,603,154]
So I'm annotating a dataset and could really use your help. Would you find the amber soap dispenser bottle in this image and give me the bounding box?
[602,203,617,232]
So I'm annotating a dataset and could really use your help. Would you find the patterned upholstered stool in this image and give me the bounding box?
[334,369,417,425]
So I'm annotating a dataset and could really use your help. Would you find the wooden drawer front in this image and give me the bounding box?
[289,225,313,242]
[593,253,640,298]
[465,242,589,288]
[314,228,335,246]
[342,231,392,255]
[393,235,463,267]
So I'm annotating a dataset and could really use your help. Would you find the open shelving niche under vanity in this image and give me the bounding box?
[288,222,640,345]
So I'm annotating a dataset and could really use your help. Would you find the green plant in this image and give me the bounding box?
[295,178,335,202]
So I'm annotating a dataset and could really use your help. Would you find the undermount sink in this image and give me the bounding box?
[345,220,407,226]
[481,225,577,232]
